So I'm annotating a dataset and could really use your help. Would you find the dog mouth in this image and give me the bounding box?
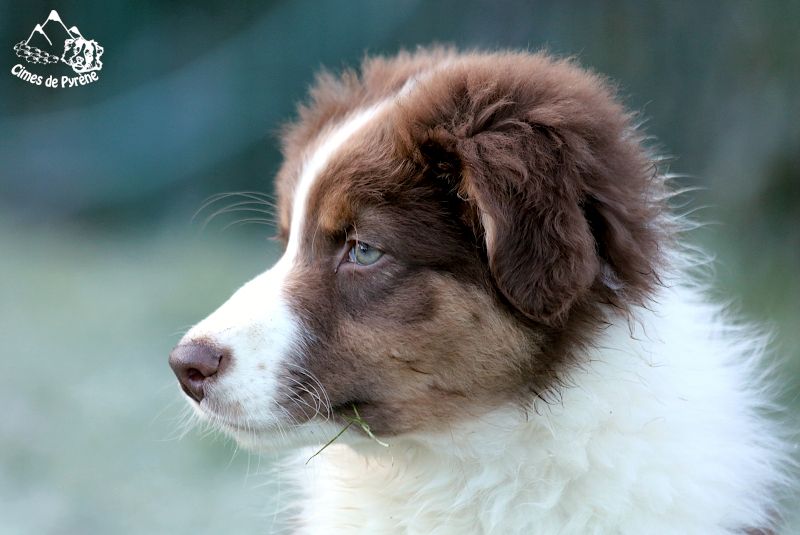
[193,394,328,434]
[214,417,270,434]
[214,399,370,432]
[182,371,379,440]
[179,382,198,402]
[329,400,369,419]
[195,403,274,434]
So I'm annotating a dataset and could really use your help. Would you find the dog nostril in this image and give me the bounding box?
[186,368,205,382]
[168,341,228,402]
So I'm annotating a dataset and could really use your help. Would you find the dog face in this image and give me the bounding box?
[62,37,103,73]
[170,50,664,449]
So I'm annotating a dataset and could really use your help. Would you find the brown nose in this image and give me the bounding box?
[168,341,227,402]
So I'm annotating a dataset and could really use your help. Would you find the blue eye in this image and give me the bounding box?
[348,241,383,266]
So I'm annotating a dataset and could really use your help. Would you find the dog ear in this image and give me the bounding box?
[410,58,662,327]
[420,124,599,327]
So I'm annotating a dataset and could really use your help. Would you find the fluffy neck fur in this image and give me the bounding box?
[288,283,788,535]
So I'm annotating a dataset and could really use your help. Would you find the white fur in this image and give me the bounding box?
[181,103,388,440]
[285,100,388,259]
[288,282,788,534]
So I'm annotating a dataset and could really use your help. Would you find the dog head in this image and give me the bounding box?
[169,49,665,450]
[62,37,103,73]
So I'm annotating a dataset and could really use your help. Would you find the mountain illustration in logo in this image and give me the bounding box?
[13,10,103,73]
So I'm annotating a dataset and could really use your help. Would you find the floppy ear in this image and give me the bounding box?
[409,57,662,327]
[421,123,599,327]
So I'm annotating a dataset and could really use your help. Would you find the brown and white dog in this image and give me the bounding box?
[169,49,789,534]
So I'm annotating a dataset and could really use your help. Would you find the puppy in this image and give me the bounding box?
[170,48,789,534]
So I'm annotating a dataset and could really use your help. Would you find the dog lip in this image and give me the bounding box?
[179,382,200,403]
[195,401,273,433]
[209,413,271,433]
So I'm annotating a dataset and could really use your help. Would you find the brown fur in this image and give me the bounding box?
[272,48,667,435]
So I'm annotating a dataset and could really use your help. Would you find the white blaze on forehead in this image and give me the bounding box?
[180,100,391,427]
[285,101,389,260]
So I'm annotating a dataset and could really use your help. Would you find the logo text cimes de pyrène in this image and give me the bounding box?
[11,10,104,89]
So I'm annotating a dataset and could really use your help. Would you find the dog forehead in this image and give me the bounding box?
[277,102,391,245]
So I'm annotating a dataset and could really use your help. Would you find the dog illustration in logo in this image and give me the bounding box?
[61,37,103,73]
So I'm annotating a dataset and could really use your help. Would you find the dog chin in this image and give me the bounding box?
[244,422,351,453]
[195,406,348,453]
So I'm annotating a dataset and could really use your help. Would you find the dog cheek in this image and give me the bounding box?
[321,280,528,435]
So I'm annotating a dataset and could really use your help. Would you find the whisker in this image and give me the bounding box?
[201,201,277,231]
[221,217,279,232]
[283,362,332,420]
[193,191,277,223]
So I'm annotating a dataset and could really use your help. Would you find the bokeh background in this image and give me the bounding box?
[1,1,798,533]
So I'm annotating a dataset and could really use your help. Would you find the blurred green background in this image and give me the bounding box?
[1,1,798,533]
